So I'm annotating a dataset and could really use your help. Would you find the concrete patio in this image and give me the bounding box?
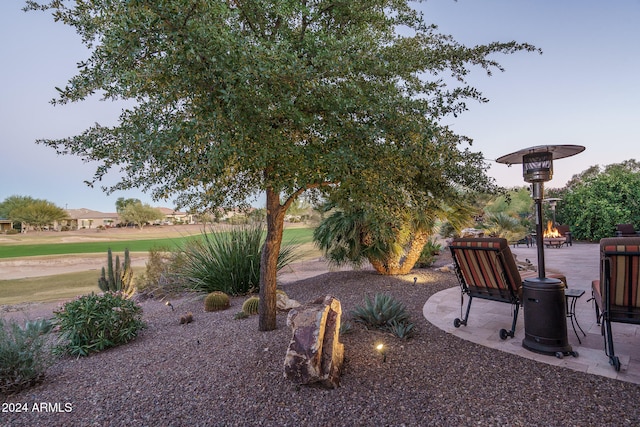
[423,242,640,384]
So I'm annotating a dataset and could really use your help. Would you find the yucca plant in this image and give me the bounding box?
[179,224,299,295]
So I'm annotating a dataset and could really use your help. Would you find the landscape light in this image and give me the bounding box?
[376,343,386,363]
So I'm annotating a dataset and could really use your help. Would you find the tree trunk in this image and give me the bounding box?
[395,232,430,275]
[368,232,430,275]
[258,187,287,331]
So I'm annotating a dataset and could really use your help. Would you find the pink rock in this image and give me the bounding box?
[284,295,344,388]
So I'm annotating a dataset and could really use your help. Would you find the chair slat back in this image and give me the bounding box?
[600,237,640,322]
[450,238,522,293]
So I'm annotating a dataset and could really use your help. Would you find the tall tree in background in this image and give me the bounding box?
[27,1,538,330]
[115,197,142,215]
[556,160,640,241]
[119,201,164,229]
[0,195,67,231]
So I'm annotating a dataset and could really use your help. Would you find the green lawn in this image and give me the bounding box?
[0,227,317,306]
[0,227,315,259]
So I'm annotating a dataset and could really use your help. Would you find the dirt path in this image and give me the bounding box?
[0,254,151,280]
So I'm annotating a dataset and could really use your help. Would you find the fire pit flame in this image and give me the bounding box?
[543,221,561,238]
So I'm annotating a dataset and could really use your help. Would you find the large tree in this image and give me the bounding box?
[555,160,640,241]
[0,195,67,231]
[27,0,537,330]
[119,201,164,229]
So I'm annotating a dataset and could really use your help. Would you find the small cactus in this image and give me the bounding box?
[242,296,260,315]
[204,291,230,312]
[179,312,193,324]
[234,311,249,320]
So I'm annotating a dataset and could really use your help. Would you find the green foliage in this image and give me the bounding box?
[28,0,538,329]
[351,293,413,338]
[179,224,299,295]
[386,320,415,340]
[119,201,164,229]
[54,293,145,357]
[559,161,640,241]
[484,187,533,218]
[137,246,186,298]
[234,311,249,320]
[481,212,528,243]
[415,238,442,268]
[98,248,135,297]
[0,227,313,260]
[314,200,472,274]
[115,197,141,214]
[0,318,55,395]
[204,291,231,312]
[0,195,67,231]
[242,296,260,316]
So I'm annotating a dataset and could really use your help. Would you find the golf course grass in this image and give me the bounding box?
[0,227,315,259]
[0,226,317,306]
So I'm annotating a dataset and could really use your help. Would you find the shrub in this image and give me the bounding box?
[137,247,187,298]
[415,238,442,268]
[351,293,414,339]
[54,293,145,357]
[179,224,300,295]
[0,318,55,395]
[204,291,231,312]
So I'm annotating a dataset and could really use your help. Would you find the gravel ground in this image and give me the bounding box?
[2,256,640,427]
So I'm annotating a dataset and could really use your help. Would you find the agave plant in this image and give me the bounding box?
[351,293,411,329]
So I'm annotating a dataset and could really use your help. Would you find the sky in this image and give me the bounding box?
[1,1,638,212]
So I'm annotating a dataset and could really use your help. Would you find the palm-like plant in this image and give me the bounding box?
[314,199,476,275]
[482,212,527,243]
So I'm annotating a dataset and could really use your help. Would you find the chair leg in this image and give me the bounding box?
[501,303,519,340]
[454,295,472,328]
[591,290,601,326]
[603,316,621,371]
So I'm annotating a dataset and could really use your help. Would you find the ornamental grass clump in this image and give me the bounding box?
[54,292,145,357]
[0,318,55,395]
[351,293,415,339]
[179,224,299,295]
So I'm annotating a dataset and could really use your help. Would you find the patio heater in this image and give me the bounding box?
[544,197,562,226]
[496,145,584,357]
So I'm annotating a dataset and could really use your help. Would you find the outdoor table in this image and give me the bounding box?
[565,288,587,344]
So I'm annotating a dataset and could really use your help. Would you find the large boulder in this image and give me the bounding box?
[283,295,344,388]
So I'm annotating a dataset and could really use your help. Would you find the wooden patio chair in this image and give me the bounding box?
[449,237,567,340]
[615,223,640,237]
[591,237,640,371]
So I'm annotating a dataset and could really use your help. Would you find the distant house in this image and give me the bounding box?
[157,207,195,224]
[64,208,120,229]
[0,218,13,232]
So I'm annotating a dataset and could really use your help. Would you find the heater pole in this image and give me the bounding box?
[534,197,546,279]
[532,181,546,279]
